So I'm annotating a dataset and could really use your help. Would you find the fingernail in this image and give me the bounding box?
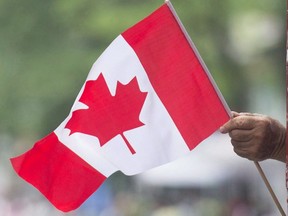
[219,126,225,133]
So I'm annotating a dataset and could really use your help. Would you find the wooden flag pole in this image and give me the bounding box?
[254,161,286,216]
[165,0,285,213]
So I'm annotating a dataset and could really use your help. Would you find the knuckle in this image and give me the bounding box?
[253,131,263,141]
[231,139,239,147]
[230,130,251,142]
[233,148,248,159]
[256,116,271,128]
[248,148,267,161]
[235,117,246,128]
[229,130,236,138]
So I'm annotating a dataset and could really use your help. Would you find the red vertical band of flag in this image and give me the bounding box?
[10,132,106,212]
[122,5,229,150]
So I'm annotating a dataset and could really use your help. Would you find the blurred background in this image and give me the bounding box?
[0,0,286,215]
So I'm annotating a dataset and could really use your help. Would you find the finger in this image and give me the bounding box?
[238,112,254,116]
[233,147,254,161]
[229,129,253,142]
[238,112,264,117]
[233,147,265,161]
[220,112,237,133]
[219,120,233,133]
[220,115,255,133]
[230,139,253,149]
[231,115,257,129]
[232,143,258,161]
[231,139,265,161]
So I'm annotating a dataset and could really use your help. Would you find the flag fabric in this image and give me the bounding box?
[11,2,230,212]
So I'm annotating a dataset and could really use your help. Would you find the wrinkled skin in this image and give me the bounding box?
[220,112,286,162]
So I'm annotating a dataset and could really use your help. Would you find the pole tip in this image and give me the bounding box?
[165,0,170,4]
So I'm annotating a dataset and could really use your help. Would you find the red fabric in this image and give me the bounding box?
[10,4,230,212]
[122,4,229,150]
[11,132,106,212]
[65,73,147,154]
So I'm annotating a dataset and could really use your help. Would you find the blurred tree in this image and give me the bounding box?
[0,0,285,140]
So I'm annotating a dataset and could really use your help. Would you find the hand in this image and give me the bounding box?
[220,112,286,162]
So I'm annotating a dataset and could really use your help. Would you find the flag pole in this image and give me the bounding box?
[164,0,232,117]
[254,161,286,216]
[165,1,286,215]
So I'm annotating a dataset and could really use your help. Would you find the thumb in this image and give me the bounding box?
[231,111,240,118]
[219,111,239,133]
[219,122,230,134]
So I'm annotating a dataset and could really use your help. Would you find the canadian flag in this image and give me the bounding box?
[11,2,230,212]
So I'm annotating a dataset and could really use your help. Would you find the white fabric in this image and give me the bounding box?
[54,36,190,177]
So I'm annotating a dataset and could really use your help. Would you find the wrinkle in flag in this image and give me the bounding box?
[11,2,230,212]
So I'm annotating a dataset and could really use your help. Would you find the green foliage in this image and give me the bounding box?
[0,0,285,139]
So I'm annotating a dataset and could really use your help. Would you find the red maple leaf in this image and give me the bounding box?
[65,73,148,154]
